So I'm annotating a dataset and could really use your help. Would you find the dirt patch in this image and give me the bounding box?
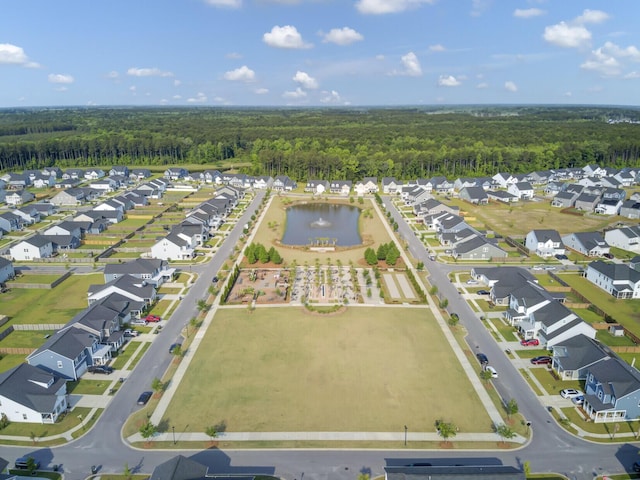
[226,268,290,305]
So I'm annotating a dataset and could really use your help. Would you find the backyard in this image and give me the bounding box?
[162,306,493,434]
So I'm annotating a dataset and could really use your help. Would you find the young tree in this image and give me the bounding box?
[495,423,515,444]
[139,421,157,441]
[436,420,457,444]
[258,244,270,263]
[376,243,388,261]
[205,425,218,442]
[386,247,399,265]
[506,398,519,419]
[416,261,424,271]
[197,299,210,312]
[479,369,494,382]
[123,463,132,480]
[151,377,164,394]
[364,248,378,265]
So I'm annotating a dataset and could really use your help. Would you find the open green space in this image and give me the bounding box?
[569,307,604,324]
[0,330,56,348]
[530,367,582,396]
[66,379,110,395]
[0,273,103,325]
[0,354,26,372]
[559,273,640,336]
[0,406,92,437]
[163,306,493,433]
[596,329,637,347]
[7,274,62,284]
[112,340,143,369]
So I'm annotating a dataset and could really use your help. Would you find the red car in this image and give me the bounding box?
[521,338,540,346]
[530,356,552,365]
[144,314,162,322]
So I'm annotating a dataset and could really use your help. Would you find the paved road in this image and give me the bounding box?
[3,192,639,479]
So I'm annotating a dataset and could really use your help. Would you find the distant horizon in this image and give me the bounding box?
[2,2,639,107]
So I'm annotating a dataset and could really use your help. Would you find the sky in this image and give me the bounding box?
[1,1,639,107]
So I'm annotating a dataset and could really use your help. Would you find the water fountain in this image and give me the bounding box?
[310,217,332,228]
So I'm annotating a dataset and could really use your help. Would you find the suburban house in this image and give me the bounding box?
[74,209,124,224]
[253,176,273,189]
[583,164,606,177]
[595,199,623,215]
[583,356,640,423]
[354,177,378,196]
[44,221,84,239]
[487,190,518,203]
[525,229,566,258]
[492,172,516,188]
[561,232,610,257]
[84,169,105,180]
[304,180,330,195]
[109,166,129,177]
[453,177,478,191]
[619,200,640,219]
[507,181,535,200]
[458,186,489,205]
[505,282,554,332]
[12,206,40,225]
[87,274,157,307]
[42,166,62,178]
[32,202,57,217]
[604,226,640,252]
[585,261,640,299]
[574,193,600,212]
[414,198,459,217]
[384,464,524,480]
[9,235,54,261]
[62,168,85,180]
[50,188,86,206]
[0,211,23,232]
[131,168,151,180]
[0,363,68,424]
[529,170,552,184]
[382,177,402,194]
[151,229,198,260]
[6,190,35,207]
[533,301,596,348]
[104,258,173,285]
[552,334,611,381]
[272,175,297,192]
[32,173,55,188]
[27,327,98,380]
[614,170,635,187]
[452,236,507,260]
[0,257,15,283]
[551,191,578,208]
[329,180,352,195]
[470,266,538,305]
[164,167,188,180]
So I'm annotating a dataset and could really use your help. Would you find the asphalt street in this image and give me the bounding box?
[2,192,638,479]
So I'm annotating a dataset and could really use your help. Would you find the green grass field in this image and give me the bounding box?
[162,306,493,433]
[0,330,56,348]
[0,273,103,325]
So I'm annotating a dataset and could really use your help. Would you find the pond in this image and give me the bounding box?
[281,203,362,247]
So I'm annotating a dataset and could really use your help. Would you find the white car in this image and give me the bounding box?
[466,279,478,285]
[560,388,583,399]
[572,395,585,406]
[124,329,139,337]
[485,366,498,378]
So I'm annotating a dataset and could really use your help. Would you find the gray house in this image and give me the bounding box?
[552,334,611,381]
[458,186,488,204]
[619,200,640,219]
[104,258,173,285]
[453,236,507,260]
[27,327,97,380]
[561,232,610,257]
[0,257,15,283]
[551,191,578,208]
[574,193,600,212]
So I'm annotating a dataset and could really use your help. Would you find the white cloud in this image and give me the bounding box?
[513,8,545,18]
[392,51,422,76]
[226,52,242,59]
[129,86,136,91]
[320,90,342,104]
[224,65,256,82]
[0,43,39,67]
[48,73,74,84]
[254,88,269,94]
[127,67,174,77]
[263,25,312,49]
[322,27,364,45]
[54,86,68,92]
[203,0,242,8]
[470,0,490,17]
[575,9,609,25]
[580,41,640,77]
[293,71,318,89]
[599,41,640,61]
[476,82,489,89]
[282,87,307,99]
[173,94,182,99]
[429,44,446,52]
[187,93,208,103]
[438,75,461,87]
[564,91,572,97]
[624,71,640,79]
[504,81,518,92]
[173,79,181,87]
[355,0,435,15]
[543,22,591,49]
[107,71,119,79]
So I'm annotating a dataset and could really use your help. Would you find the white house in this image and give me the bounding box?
[151,230,198,260]
[562,232,610,257]
[9,235,54,261]
[507,182,535,200]
[0,363,68,424]
[586,261,640,299]
[525,229,566,258]
[604,226,640,253]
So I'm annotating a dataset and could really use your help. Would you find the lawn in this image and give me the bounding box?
[560,273,640,337]
[0,406,92,437]
[251,196,395,266]
[112,340,144,370]
[66,379,110,395]
[0,330,56,348]
[162,307,493,433]
[7,274,62,284]
[530,367,582,396]
[0,273,103,325]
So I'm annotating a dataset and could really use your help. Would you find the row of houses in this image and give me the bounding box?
[470,266,640,423]
[0,258,173,424]
[524,229,611,258]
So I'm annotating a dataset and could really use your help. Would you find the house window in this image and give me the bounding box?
[589,374,594,383]
[598,390,603,400]
[23,414,27,420]
[57,361,63,368]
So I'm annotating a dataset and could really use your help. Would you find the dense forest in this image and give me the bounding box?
[1,106,640,180]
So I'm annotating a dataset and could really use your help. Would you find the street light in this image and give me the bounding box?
[172,425,176,444]
[404,425,407,446]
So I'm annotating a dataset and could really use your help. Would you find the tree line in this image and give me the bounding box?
[1,106,639,179]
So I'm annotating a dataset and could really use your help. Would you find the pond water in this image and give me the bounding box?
[281,203,362,247]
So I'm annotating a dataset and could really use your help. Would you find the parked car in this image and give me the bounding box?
[124,329,139,337]
[137,391,152,405]
[555,254,568,260]
[88,365,113,374]
[212,276,219,283]
[572,395,584,406]
[15,456,40,470]
[130,318,148,326]
[603,252,614,259]
[169,342,182,354]
[485,366,498,378]
[144,314,161,322]
[476,353,489,365]
[477,290,490,295]
[544,265,556,271]
[521,338,540,346]
[530,356,553,365]
[633,461,640,473]
[466,279,478,285]
[560,388,583,399]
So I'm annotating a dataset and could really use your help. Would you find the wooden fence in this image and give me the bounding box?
[504,236,530,256]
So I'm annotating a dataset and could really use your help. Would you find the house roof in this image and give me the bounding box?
[150,455,209,480]
[471,266,537,299]
[22,234,52,248]
[588,260,640,284]
[589,356,640,399]
[0,363,66,413]
[454,236,500,255]
[531,300,576,328]
[530,229,563,244]
[104,258,165,277]
[384,465,524,480]
[567,232,609,252]
[487,190,517,199]
[460,186,488,200]
[510,282,552,309]
[29,326,95,361]
[0,257,12,270]
[553,334,610,371]
[514,181,533,190]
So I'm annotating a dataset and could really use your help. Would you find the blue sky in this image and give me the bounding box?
[1,1,639,107]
